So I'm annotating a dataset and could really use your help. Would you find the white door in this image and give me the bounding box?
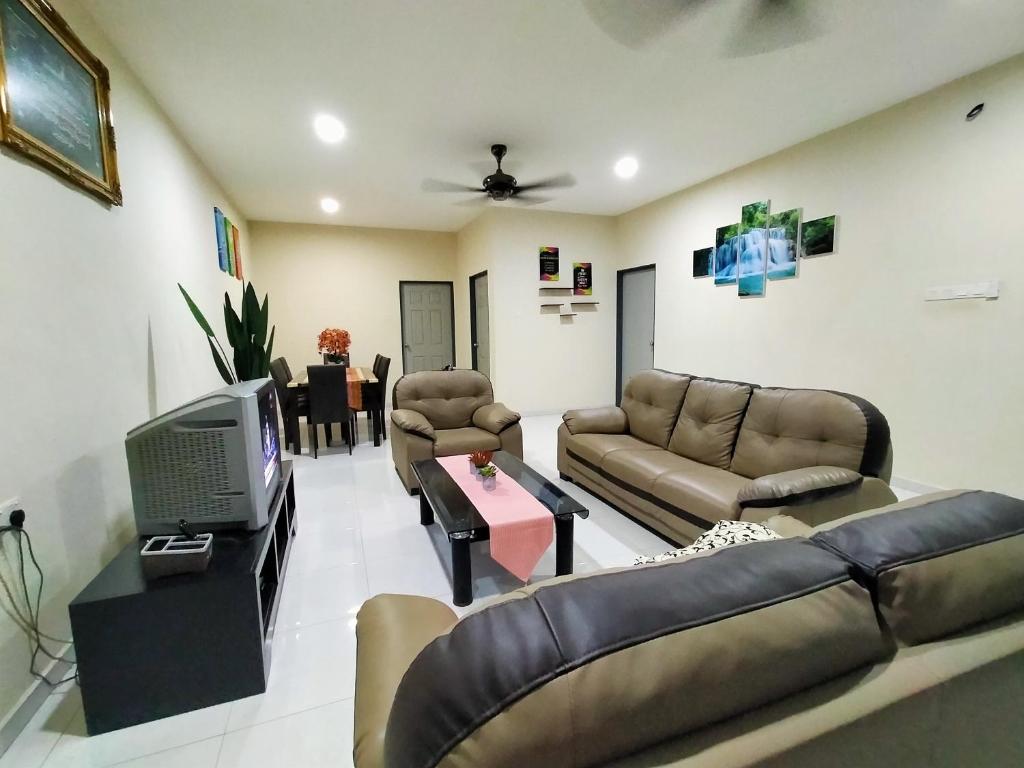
[618,266,656,402]
[471,272,490,379]
[401,282,454,373]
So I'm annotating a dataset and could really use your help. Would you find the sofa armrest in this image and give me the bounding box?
[737,466,864,509]
[472,402,521,434]
[354,595,457,768]
[562,406,628,435]
[391,409,435,441]
[763,514,814,538]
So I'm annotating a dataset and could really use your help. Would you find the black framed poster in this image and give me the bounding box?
[539,246,559,281]
[573,262,592,296]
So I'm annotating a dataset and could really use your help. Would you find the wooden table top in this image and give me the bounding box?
[287,366,377,388]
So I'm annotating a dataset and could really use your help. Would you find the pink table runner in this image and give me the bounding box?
[435,455,554,582]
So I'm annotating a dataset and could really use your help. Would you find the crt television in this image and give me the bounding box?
[126,378,281,535]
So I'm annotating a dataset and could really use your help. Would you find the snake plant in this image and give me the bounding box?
[178,282,275,384]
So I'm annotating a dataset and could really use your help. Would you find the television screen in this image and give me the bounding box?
[258,386,280,489]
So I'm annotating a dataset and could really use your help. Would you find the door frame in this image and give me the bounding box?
[398,280,457,372]
[468,270,488,372]
[615,264,657,405]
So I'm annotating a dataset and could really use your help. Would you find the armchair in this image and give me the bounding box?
[390,369,522,494]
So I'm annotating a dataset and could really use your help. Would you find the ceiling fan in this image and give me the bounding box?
[583,0,820,55]
[422,144,575,205]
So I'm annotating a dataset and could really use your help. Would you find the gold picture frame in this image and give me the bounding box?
[0,0,121,205]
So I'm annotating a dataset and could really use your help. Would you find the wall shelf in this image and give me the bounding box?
[540,302,563,307]
[559,312,578,317]
[570,300,599,305]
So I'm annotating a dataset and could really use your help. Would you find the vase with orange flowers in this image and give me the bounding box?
[318,328,351,364]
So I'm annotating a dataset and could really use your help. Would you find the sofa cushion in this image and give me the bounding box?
[668,379,753,469]
[730,388,891,479]
[600,449,697,492]
[433,427,500,457]
[565,432,661,467]
[813,490,1024,645]
[384,538,888,768]
[652,462,747,526]
[392,369,493,430]
[620,370,690,448]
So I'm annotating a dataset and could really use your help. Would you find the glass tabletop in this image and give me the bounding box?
[412,451,589,537]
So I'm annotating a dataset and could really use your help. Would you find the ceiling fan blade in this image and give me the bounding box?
[453,196,492,207]
[511,194,553,206]
[722,0,821,58]
[421,178,486,193]
[583,0,707,49]
[515,173,576,193]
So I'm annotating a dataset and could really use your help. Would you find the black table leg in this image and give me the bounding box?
[372,410,381,447]
[451,534,473,606]
[419,493,434,526]
[287,407,301,455]
[555,515,575,576]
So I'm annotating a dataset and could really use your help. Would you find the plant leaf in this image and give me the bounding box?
[243,283,260,338]
[223,293,242,348]
[253,293,269,347]
[208,337,234,385]
[178,283,214,337]
[264,326,275,377]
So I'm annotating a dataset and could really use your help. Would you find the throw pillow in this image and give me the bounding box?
[634,520,781,565]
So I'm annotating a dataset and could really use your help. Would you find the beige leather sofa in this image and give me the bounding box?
[353,489,1024,768]
[558,369,896,542]
[390,369,523,494]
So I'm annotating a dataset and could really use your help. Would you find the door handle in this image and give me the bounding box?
[404,344,411,350]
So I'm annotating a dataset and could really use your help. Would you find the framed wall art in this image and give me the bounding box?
[0,0,122,204]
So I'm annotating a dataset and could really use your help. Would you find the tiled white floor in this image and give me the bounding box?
[1,414,671,768]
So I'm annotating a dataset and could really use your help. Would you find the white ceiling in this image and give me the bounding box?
[82,0,1024,232]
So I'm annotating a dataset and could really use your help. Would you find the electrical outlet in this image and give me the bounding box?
[1,497,21,525]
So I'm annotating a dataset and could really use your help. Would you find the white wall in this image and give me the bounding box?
[247,222,457,388]
[470,208,618,414]
[454,212,494,373]
[0,0,250,723]
[615,54,1024,495]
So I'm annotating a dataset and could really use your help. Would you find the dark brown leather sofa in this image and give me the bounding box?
[353,490,1024,767]
[390,369,523,494]
[558,369,897,542]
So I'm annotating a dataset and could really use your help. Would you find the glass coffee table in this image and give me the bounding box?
[412,451,589,606]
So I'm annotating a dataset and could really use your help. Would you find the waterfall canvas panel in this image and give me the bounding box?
[767,208,800,280]
[738,201,769,297]
[714,224,739,286]
[692,247,713,278]
[801,215,837,257]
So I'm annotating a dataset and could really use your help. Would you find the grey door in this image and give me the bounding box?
[470,271,490,379]
[617,266,656,403]
[400,281,455,373]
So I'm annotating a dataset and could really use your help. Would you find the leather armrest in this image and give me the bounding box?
[354,595,457,768]
[763,514,814,538]
[472,402,521,434]
[562,406,628,435]
[390,409,435,441]
[738,466,863,509]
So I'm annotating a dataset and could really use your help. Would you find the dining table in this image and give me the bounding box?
[286,365,382,451]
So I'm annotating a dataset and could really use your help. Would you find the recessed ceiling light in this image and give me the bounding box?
[320,197,340,214]
[313,113,346,144]
[614,156,639,179]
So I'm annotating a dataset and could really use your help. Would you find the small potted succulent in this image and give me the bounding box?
[468,450,494,477]
[479,464,499,491]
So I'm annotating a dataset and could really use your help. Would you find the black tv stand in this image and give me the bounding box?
[69,461,297,734]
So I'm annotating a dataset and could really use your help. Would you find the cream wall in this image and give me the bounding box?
[615,55,1024,495]
[247,222,457,391]
[0,0,251,723]
[479,208,618,414]
[454,212,495,373]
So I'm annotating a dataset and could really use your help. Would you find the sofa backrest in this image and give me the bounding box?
[730,388,891,479]
[813,489,1024,645]
[620,370,690,448]
[668,378,754,469]
[392,369,493,430]
[384,538,888,768]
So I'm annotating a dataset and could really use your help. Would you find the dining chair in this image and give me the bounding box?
[270,357,307,453]
[359,355,391,443]
[306,364,355,458]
